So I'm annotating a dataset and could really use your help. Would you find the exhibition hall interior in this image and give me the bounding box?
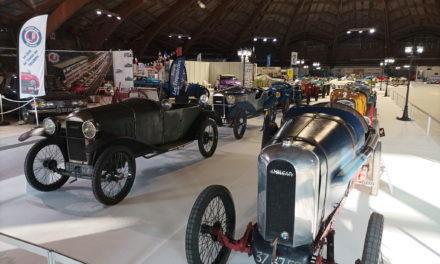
[0,0,439,263]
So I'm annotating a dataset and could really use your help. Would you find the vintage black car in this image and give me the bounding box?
[1,74,87,123]
[185,102,385,264]
[19,97,219,205]
[212,87,278,139]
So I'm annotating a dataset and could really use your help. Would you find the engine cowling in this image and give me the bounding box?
[257,103,369,248]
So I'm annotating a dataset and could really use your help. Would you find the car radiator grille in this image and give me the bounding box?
[66,121,87,162]
[213,96,227,117]
[266,160,296,246]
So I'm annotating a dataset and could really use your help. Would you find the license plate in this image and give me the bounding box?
[254,251,302,264]
[57,107,73,113]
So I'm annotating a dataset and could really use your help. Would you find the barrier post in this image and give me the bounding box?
[426,115,431,136]
[0,95,10,126]
[33,97,39,126]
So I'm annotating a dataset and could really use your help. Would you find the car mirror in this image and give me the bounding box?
[161,99,172,111]
[379,128,385,137]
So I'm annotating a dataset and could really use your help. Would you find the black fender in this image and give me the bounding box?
[185,110,219,140]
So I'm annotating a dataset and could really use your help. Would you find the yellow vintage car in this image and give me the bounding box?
[330,88,367,116]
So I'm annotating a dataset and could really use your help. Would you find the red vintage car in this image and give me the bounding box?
[301,81,319,104]
[20,72,40,94]
[70,81,86,94]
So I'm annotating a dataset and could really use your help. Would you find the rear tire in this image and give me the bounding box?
[233,110,247,139]
[22,109,36,124]
[282,98,290,114]
[361,213,384,264]
[261,121,278,149]
[186,185,236,264]
[198,118,218,158]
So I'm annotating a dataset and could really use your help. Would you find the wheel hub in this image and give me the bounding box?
[43,159,58,171]
[202,132,211,144]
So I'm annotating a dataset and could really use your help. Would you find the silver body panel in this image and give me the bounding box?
[257,111,366,247]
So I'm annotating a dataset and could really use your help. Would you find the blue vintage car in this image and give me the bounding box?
[133,76,161,88]
[267,82,294,113]
[212,87,278,139]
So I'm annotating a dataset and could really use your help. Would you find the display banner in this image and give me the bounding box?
[169,56,187,96]
[291,51,298,65]
[19,15,48,99]
[244,63,254,87]
[112,50,134,91]
[287,69,294,80]
[267,54,271,67]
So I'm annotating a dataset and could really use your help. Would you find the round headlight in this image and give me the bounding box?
[82,121,96,139]
[199,94,208,104]
[227,95,235,104]
[43,118,56,135]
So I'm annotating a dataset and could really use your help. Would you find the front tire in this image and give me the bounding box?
[371,141,382,196]
[233,110,247,139]
[361,212,384,264]
[198,118,218,158]
[92,146,136,205]
[24,138,69,191]
[186,185,236,264]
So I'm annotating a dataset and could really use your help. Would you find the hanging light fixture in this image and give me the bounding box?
[96,10,102,15]
[197,1,206,9]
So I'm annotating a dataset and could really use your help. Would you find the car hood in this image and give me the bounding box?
[25,91,84,101]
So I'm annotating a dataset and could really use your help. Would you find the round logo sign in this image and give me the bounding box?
[47,52,60,63]
[21,26,42,47]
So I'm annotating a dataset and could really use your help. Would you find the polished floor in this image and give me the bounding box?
[0,91,439,264]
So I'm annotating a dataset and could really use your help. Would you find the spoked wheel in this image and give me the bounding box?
[282,98,290,115]
[261,121,278,149]
[198,118,218,158]
[361,212,384,264]
[233,110,247,139]
[92,146,136,205]
[186,185,236,264]
[24,138,69,191]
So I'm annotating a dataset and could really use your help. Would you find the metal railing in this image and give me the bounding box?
[0,232,85,264]
[390,88,440,143]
